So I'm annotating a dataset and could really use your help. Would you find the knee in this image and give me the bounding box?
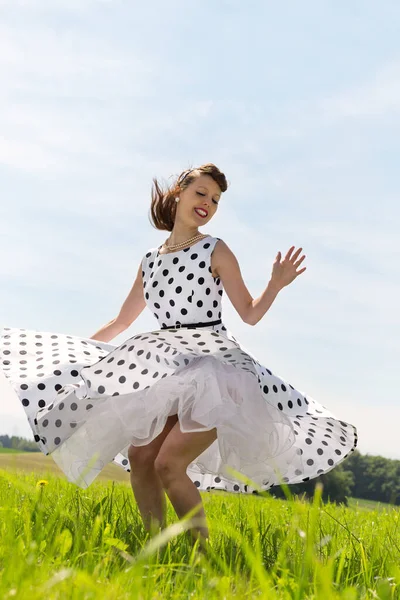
[127,444,157,473]
[154,453,182,486]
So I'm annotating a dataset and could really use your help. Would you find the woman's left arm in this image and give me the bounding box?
[213,241,306,326]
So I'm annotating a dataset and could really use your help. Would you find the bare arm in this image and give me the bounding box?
[214,241,306,326]
[213,240,281,326]
[211,240,258,325]
[90,261,147,342]
[248,281,282,326]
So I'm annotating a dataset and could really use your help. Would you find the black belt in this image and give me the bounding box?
[161,319,222,330]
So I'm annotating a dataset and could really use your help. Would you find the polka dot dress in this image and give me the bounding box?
[0,235,357,490]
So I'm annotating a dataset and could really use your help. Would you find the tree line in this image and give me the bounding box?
[0,434,39,452]
[269,450,400,506]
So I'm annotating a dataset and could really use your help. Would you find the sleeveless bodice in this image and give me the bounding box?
[141,236,223,328]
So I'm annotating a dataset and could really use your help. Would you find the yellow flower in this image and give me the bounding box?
[36,479,49,488]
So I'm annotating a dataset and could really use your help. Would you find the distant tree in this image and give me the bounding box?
[0,434,40,452]
[344,451,400,505]
[265,451,400,506]
[268,463,355,505]
[0,435,11,448]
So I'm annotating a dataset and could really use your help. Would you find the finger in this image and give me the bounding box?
[294,255,306,267]
[290,247,303,262]
[275,251,281,261]
[285,246,295,261]
[296,267,307,276]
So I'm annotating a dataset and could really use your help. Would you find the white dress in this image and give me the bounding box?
[0,235,358,490]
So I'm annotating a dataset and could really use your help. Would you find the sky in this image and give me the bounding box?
[1,0,399,460]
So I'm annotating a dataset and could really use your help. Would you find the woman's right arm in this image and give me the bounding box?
[90,261,146,343]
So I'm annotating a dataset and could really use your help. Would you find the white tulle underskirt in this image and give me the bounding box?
[51,356,301,488]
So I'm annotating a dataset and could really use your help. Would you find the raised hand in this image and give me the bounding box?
[271,246,307,290]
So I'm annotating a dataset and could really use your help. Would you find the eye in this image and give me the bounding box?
[196,191,219,205]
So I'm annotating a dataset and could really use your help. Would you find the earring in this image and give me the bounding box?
[175,197,180,202]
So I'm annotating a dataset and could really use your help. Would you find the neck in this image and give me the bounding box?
[166,224,202,246]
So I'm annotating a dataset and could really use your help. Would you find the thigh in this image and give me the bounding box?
[156,422,217,470]
[128,414,179,463]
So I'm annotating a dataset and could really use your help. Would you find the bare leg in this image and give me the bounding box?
[154,423,218,543]
[127,414,178,532]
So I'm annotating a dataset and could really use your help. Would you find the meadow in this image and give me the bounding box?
[0,451,399,599]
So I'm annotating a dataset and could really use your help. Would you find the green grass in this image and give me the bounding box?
[0,451,130,483]
[347,497,398,513]
[0,447,23,454]
[1,467,400,599]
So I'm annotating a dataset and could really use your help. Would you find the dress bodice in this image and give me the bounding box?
[141,236,223,328]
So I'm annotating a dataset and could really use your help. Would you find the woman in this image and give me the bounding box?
[0,163,358,543]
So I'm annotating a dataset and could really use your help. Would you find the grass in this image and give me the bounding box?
[0,465,400,599]
[0,447,24,454]
[0,451,130,483]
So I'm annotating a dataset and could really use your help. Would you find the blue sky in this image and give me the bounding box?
[1,0,399,459]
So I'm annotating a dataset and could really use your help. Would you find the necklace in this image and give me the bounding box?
[163,232,208,251]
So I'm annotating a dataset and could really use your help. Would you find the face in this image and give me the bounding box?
[177,172,221,226]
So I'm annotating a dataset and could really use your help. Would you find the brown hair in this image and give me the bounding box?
[149,163,228,231]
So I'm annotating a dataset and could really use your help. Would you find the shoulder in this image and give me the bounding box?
[141,246,158,265]
[212,238,234,256]
[211,238,239,276]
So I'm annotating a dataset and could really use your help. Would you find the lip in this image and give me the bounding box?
[194,207,208,217]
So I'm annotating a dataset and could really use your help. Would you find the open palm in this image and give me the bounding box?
[271,246,307,289]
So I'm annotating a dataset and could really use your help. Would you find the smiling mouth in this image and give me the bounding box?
[194,208,208,218]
